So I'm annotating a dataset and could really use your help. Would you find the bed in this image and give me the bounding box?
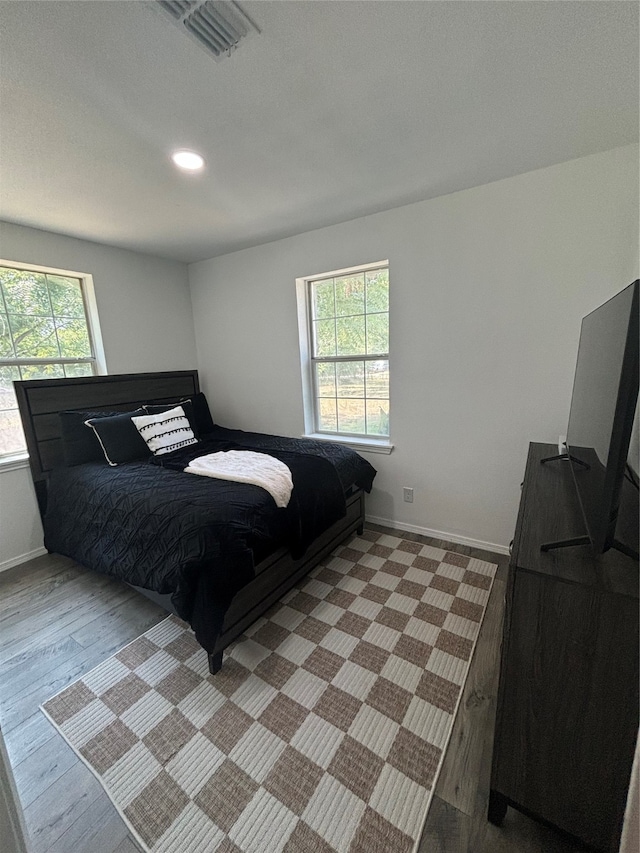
[15,370,376,673]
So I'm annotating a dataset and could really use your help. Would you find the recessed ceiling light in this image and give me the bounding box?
[171,150,205,171]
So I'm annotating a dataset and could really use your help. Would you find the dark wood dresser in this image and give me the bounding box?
[489,442,639,852]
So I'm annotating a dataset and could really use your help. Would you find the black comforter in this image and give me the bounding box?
[44,432,376,652]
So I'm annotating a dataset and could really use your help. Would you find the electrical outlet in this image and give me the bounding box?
[403,487,414,503]
[559,434,567,454]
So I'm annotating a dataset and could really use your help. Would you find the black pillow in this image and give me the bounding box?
[59,409,136,466]
[85,411,150,466]
[191,392,215,434]
[143,398,204,437]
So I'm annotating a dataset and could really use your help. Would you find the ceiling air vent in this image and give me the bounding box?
[155,0,260,61]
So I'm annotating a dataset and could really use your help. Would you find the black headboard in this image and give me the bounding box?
[15,370,200,517]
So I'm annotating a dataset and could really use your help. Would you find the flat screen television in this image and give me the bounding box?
[563,279,639,558]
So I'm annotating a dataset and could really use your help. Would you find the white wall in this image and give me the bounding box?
[189,145,639,552]
[0,222,194,569]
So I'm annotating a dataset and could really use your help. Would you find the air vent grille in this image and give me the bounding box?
[157,1,196,19]
[155,0,259,61]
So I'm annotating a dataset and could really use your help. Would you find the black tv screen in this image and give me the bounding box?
[566,280,639,555]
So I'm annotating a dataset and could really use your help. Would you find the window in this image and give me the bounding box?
[297,261,390,448]
[0,261,105,459]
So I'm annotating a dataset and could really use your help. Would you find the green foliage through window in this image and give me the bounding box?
[309,265,389,438]
[0,265,97,456]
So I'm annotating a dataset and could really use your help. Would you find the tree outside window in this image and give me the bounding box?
[0,263,102,458]
[304,263,389,440]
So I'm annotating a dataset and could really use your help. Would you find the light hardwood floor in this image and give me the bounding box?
[0,526,585,853]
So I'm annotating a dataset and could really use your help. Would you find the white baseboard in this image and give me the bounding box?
[0,525,509,574]
[0,546,48,574]
[0,522,509,575]
[365,515,510,557]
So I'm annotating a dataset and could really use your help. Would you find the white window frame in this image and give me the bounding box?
[296,260,393,454]
[0,259,107,465]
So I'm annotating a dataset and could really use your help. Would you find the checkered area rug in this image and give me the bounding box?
[41,529,497,853]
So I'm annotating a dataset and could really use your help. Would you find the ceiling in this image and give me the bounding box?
[0,1,637,264]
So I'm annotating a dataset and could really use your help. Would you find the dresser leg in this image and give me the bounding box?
[488,789,508,826]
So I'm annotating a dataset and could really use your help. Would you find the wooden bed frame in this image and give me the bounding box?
[15,370,366,673]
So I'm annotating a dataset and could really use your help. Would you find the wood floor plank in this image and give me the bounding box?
[0,573,131,638]
[45,790,132,853]
[434,569,507,814]
[420,795,585,853]
[0,554,72,598]
[112,836,143,853]
[23,760,104,853]
[418,795,473,853]
[0,636,85,700]
[0,584,150,663]
[11,726,78,808]
[69,594,165,650]
[0,558,115,617]
[0,565,88,624]
[2,710,58,767]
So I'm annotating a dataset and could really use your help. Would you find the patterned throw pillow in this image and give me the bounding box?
[131,405,198,456]
[142,398,200,438]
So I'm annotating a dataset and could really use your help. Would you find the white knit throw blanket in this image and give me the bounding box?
[184,450,293,508]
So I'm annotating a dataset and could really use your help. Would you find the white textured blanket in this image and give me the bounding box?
[184,450,293,508]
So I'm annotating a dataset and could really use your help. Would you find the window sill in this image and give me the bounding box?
[303,433,394,455]
[0,453,29,473]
